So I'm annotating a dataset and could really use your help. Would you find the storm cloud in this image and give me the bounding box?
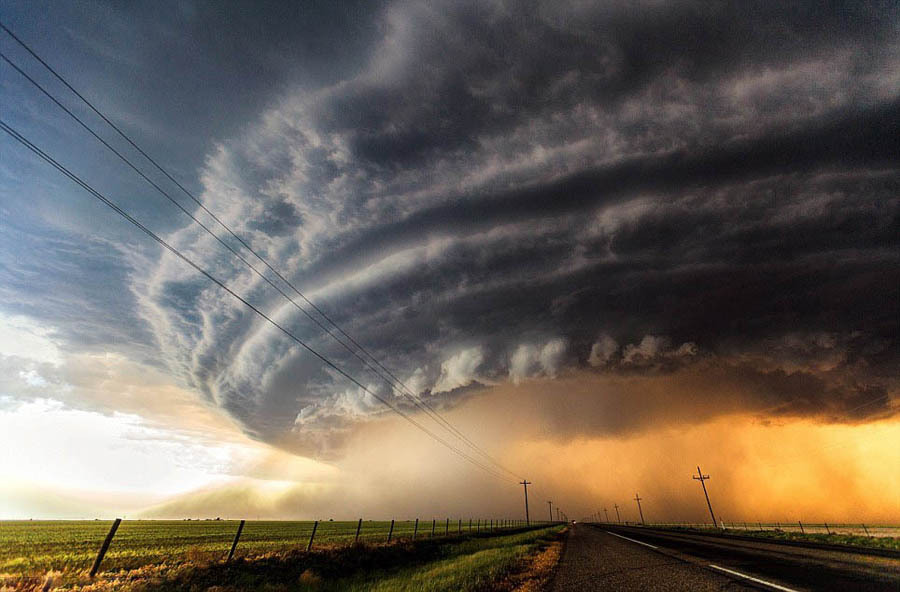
[3,0,898,458]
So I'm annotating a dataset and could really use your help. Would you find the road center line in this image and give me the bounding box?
[606,531,658,549]
[708,564,800,592]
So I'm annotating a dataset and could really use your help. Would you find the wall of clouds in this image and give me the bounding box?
[74,0,899,456]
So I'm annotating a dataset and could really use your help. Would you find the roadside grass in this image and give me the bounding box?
[663,525,900,552]
[1,525,564,591]
[338,527,564,592]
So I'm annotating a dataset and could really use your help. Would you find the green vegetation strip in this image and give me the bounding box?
[661,525,900,552]
[337,527,563,592]
[0,521,561,589]
[0,520,528,575]
[2,524,563,591]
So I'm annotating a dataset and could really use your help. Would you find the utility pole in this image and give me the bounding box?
[614,504,620,523]
[692,466,717,527]
[520,480,532,525]
[634,494,645,525]
[548,501,553,523]
[603,507,609,522]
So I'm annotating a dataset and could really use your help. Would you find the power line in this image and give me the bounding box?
[0,24,520,480]
[0,118,514,484]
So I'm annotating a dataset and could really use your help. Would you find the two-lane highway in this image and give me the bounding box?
[550,523,900,591]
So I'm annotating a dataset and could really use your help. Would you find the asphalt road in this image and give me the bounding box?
[550,523,900,591]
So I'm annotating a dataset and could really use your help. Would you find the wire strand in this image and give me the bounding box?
[0,22,520,480]
[0,118,514,484]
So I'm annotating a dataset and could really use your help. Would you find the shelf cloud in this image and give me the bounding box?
[2,0,897,464]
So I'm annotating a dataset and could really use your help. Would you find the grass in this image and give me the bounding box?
[337,528,563,592]
[0,519,508,576]
[658,524,900,552]
[0,521,563,591]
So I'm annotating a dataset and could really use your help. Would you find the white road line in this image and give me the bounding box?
[606,531,658,549]
[708,564,800,592]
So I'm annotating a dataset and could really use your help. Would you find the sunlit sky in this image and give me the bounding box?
[1,0,898,521]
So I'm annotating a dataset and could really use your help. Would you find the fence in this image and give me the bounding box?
[69,518,559,576]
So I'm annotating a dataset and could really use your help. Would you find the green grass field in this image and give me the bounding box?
[648,524,900,552]
[0,519,538,577]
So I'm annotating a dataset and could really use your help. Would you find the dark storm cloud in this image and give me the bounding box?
[136,0,899,454]
[2,0,387,181]
[4,0,898,455]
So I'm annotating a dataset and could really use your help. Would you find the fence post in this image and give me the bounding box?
[469,518,472,532]
[355,518,363,543]
[431,519,436,537]
[445,518,449,535]
[89,518,121,577]
[798,521,804,534]
[824,522,831,535]
[862,523,870,536]
[413,518,418,540]
[758,522,763,531]
[387,519,395,542]
[476,519,480,533]
[226,519,245,562]
[458,519,461,534]
[307,521,318,551]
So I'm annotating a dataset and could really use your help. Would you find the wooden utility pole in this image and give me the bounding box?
[634,494,645,525]
[693,466,717,527]
[603,507,609,522]
[520,480,532,525]
[548,500,553,522]
[614,503,620,523]
[556,507,561,521]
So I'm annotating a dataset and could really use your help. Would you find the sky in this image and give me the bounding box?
[1,0,898,522]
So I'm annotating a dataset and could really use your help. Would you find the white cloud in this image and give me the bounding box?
[433,346,483,394]
[509,344,538,384]
[0,313,62,365]
[622,335,669,364]
[400,367,430,397]
[621,335,698,366]
[588,334,618,367]
[0,399,232,497]
[18,369,48,387]
[509,338,567,383]
[539,338,567,378]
